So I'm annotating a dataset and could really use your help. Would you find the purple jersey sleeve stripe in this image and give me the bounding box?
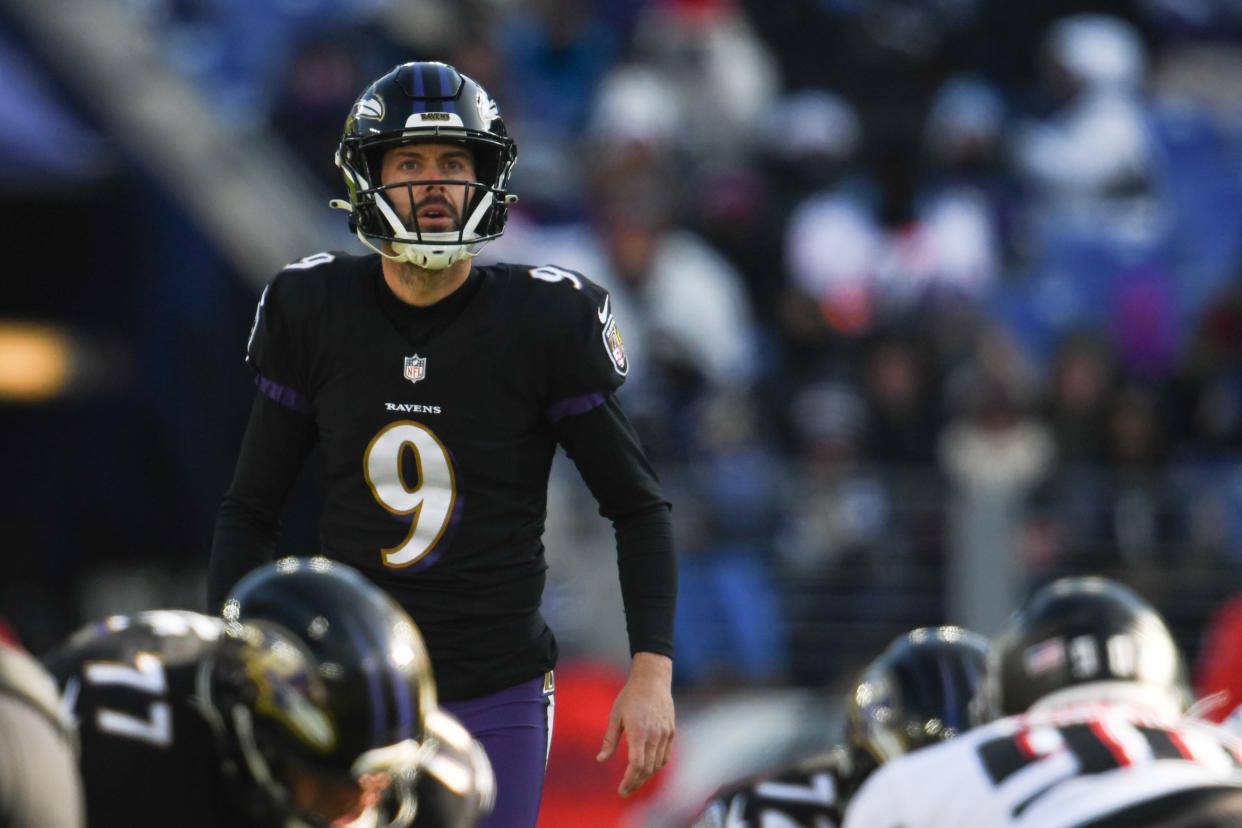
[547,392,607,424]
[255,374,311,415]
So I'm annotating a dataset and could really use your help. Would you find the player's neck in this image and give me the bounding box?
[381,258,472,307]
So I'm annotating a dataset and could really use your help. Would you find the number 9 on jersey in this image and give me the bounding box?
[363,421,457,567]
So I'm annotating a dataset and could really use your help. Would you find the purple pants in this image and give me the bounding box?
[443,672,555,828]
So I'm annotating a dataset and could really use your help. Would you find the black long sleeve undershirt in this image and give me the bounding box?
[553,394,677,659]
[206,391,315,611]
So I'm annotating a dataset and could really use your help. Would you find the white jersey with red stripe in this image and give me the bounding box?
[842,702,1242,828]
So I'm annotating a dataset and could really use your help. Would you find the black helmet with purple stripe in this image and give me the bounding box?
[334,61,518,270]
[210,557,437,827]
[844,626,988,801]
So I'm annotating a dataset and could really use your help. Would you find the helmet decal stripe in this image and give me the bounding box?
[384,657,416,740]
[343,601,418,743]
[411,63,425,100]
[422,63,440,103]
[342,616,388,746]
[438,64,457,113]
[939,654,965,730]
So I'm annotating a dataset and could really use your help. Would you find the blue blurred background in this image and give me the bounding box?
[5,0,1242,822]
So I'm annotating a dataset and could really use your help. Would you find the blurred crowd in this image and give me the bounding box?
[5,0,1242,697]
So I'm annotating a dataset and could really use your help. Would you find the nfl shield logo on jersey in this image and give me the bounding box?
[404,355,427,384]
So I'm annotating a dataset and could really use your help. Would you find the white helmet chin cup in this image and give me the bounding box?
[390,237,473,270]
[365,186,490,271]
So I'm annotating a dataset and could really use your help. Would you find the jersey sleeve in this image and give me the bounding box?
[537,265,628,407]
[245,254,333,415]
[554,397,675,657]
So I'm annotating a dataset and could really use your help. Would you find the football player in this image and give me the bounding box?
[0,642,83,827]
[693,626,988,827]
[693,748,851,828]
[843,577,1242,828]
[47,557,493,828]
[207,60,676,827]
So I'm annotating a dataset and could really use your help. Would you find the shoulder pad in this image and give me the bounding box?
[0,646,72,743]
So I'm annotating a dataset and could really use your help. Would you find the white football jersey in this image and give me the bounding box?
[843,702,1242,828]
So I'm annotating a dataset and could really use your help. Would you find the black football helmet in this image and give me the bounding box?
[333,61,518,270]
[399,708,495,828]
[845,626,988,796]
[207,557,437,828]
[980,576,1189,720]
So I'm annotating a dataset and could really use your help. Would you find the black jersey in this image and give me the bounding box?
[694,751,848,828]
[211,253,674,701]
[43,610,246,828]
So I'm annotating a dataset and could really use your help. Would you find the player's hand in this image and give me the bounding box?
[596,652,675,798]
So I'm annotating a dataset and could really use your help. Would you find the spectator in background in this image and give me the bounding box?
[939,364,1054,499]
[780,77,1006,352]
[861,333,942,467]
[588,176,761,405]
[780,94,881,342]
[487,79,762,422]
[626,0,779,175]
[673,391,789,688]
[1107,384,1168,474]
[939,326,1053,498]
[938,331,1053,630]
[1045,332,1117,466]
[497,0,618,136]
[1172,280,1242,455]
[701,88,864,332]
[1164,281,1242,567]
[269,35,368,193]
[1011,13,1160,242]
[1045,381,1177,578]
[1039,332,1117,569]
[775,378,907,684]
[913,75,1010,305]
[1101,385,1180,571]
[486,0,622,225]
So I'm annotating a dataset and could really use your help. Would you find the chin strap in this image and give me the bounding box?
[329,196,507,271]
